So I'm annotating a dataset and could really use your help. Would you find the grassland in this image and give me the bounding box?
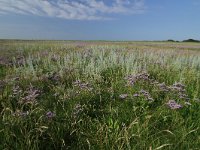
[0,40,200,149]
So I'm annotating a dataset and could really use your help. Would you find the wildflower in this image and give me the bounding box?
[119,94,128,99]
[46,111,55,119]
[166,100,182,109]
[140,89,150,96]
[125,72,150,86]
[157,83,170,92]
[139,89,148,94]
[133,93,140,97]
[173,82,185,88]
[21,85,40,104]
[170,82,186,92]
[73,80,93,91]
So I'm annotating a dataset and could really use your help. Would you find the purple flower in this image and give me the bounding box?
[166,100,182,109]
[133,93,140,97]
[119,94,128,99]
[158,83,170,92]
[170,82,186,92]
[46,111,55,119]
[125,72,150,86]
[173,82,185,88]
[19,84,40,104]
[139,89,151,97]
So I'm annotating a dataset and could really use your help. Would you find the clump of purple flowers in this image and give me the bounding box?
[169,82,190,101]
[157,82,170,92]
[166,100,182,109]
[133,93,140,97]
[73,80,93,91]
[139,89,154,101]
[125,72,150,86]
[170,82,186,93]
[46,111,56,119]
[21,84,40,104]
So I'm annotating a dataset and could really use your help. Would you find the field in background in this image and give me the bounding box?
[0,40,200,149]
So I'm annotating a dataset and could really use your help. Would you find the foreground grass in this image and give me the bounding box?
[0,40,200,149]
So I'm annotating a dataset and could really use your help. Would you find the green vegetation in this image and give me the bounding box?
[182,39,200,43]
[0,40,200,149]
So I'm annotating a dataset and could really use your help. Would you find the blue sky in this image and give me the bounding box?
[0,0,200,41]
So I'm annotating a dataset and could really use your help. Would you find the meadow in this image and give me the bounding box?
[0,40,200,149]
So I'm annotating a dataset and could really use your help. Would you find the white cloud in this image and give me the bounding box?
[0,0,146,20]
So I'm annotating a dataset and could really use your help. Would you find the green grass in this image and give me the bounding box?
[0,40,200,149]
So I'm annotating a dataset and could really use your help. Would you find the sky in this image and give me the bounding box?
[0,0,200,41]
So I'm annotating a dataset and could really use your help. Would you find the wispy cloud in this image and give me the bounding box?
[0,0,146,20]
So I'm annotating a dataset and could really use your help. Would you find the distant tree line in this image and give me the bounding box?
[167,39,200,43]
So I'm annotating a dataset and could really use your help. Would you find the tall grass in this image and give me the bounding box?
[0,41,200,149]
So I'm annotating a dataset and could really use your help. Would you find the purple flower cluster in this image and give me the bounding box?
[21,85,40,104]
[125,72,150,86]
[157,83,170,92]
[123,72,192,109]
[119,89,154,101]
[166,100,182,109]
[73,80,93,91]
[170,82,190,101]
[170,82,186,93]
[133,93,140,97]
[46,111,56,119]
[139,89,154,101]
[154,81,190,102]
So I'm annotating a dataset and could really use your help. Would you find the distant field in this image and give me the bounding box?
[0,40,200,149]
